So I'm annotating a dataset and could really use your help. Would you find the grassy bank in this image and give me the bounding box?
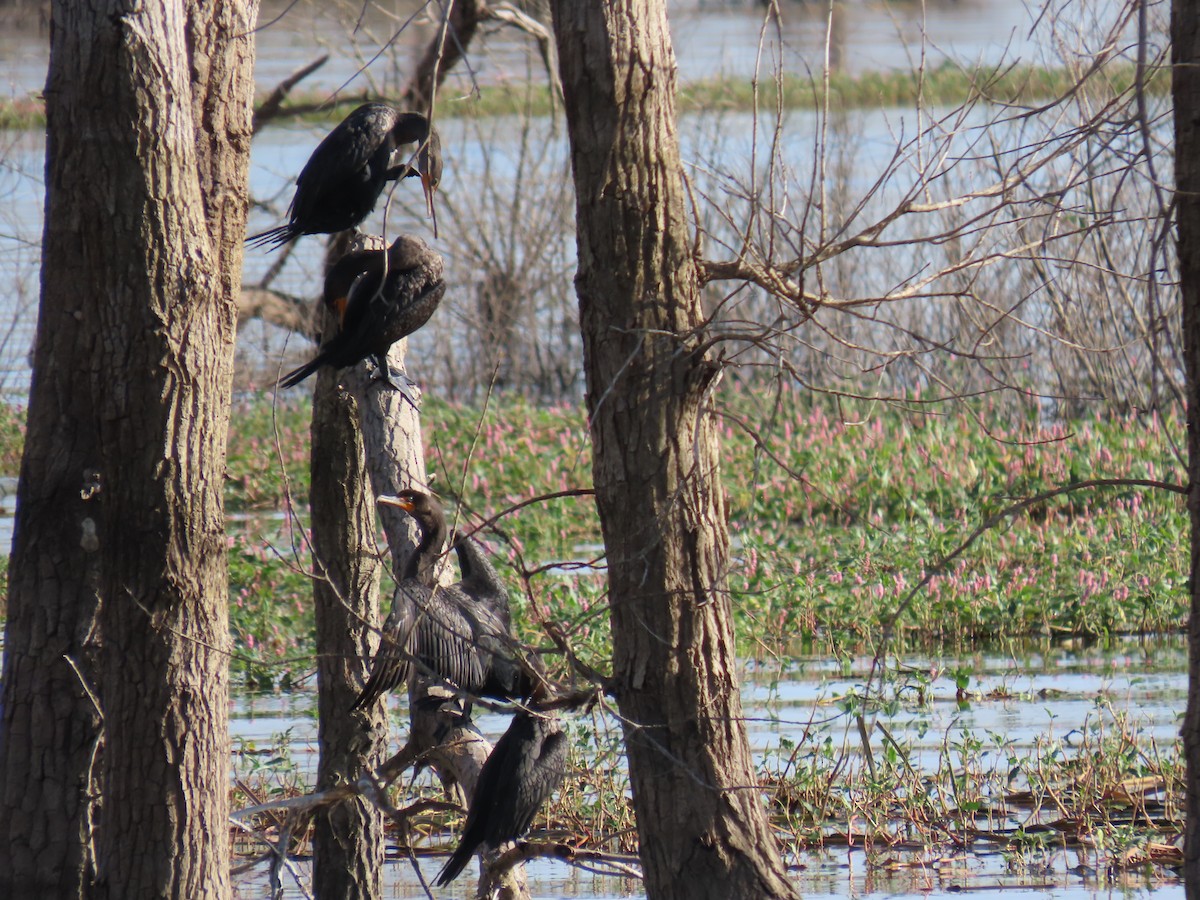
[73,386,1200,686]
[0,60,1164,131]
[0,389,1184,685]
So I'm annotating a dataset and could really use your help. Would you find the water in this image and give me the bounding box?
[0,0,1160,398]
[0,5,1182,896]
[230,635,1186,898]
[0,0,1136,98]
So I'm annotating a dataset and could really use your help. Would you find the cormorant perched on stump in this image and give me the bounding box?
[435,703,568,887]
[277,235,444,391]
[351,490,534,711]
[247,104,441,249]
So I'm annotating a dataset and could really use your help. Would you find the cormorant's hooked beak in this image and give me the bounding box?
[378,494,416,513]
[420,169,439,241]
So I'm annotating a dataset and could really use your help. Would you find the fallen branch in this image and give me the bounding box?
[488,840,642,880]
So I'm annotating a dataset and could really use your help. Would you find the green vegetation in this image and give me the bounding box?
[0,388,1185,686]
[8,386,1155,883]
[0,388,1184,687]
[723,396,1186,653]
[0,402,25,477]
[679,59,1164,115]
[0,61,1166,132]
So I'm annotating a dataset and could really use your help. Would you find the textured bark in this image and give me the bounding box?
[0,0,255,897]
[311,342,386,900]
[548,2,797,898]
[329,243,525,896]
[1174,0,1200,890]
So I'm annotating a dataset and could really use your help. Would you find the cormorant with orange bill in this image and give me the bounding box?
[277,235,445,392]
[247,104,441,250]
[350,490,534,712]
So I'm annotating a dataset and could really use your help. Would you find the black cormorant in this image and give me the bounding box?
[247,104,441,250]
[351,491,533,711]
[435,706,568,886]
[277,235,445,390]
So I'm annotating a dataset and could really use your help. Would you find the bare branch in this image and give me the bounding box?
[252,54,330,134]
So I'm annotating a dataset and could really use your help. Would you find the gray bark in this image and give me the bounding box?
[548,1,798,897]
[311,346,386,899]
[0,0,256,897]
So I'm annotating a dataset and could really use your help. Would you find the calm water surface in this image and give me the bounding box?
[230,635,1186,899]
[0,0,1135,97]
[0,0,1157,397]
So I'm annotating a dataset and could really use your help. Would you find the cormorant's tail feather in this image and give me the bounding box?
[245,225,295,250]
[435,842,475,887]
[349,677,382,712]
[278,357,324,389]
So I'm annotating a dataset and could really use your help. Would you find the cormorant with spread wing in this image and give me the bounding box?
[277,235,444,390]
[351,490,533,711]
[247,104,441,250]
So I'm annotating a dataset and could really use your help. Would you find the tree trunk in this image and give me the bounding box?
[0,0,256,897]
[547,2,796,898]
[402,0,482,113]
[311,350,386,900]
[1173,0,1200,889]
[321,239,526,896]
[303,235,502,895]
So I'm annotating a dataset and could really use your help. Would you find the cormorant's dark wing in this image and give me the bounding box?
[336,244,444,354]
[412,585,506,695]
[435,712,567,886]
[485,714,567,844]
[350,579,421,710]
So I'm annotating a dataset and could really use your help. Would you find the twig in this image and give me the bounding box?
[488,840,643,880]
[229,817,315,900]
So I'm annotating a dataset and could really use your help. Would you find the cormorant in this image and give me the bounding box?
[351,491,533,711]
[247,104,442,250]
[277,235,445,390]
[453,527,513,629]
[435,706,568,887]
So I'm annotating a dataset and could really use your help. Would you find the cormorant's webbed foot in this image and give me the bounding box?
[368,354,422,410]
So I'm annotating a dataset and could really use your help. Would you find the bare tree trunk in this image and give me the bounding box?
[316,239,526,896]
[548,2,797,898]
[0,0,256,897]
[402,0,482,113]
[311,352,386,900]
[1173,0,1200,890]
